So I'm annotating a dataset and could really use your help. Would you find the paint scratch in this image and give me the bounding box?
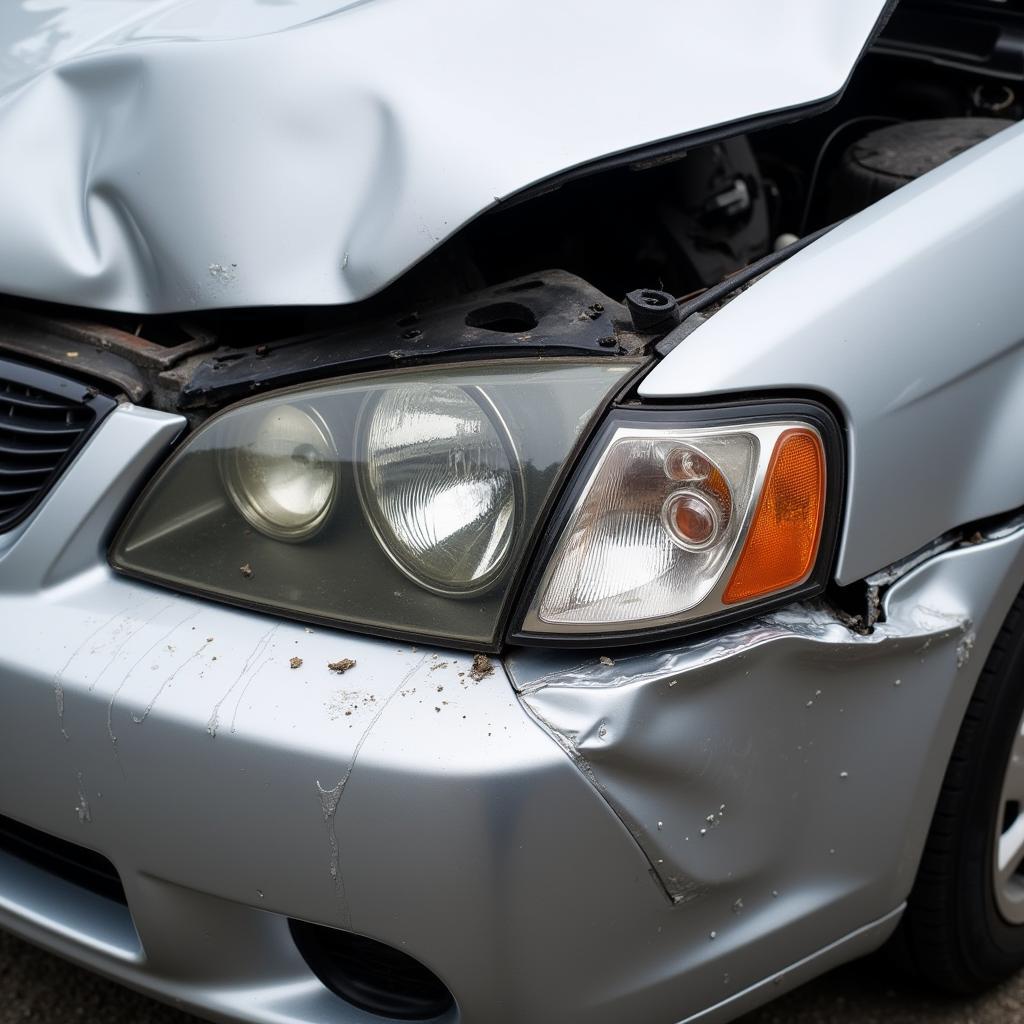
[107,610,198,758]
[131,637,213,725]
[207,624,279,738]
[315,654,427,926]
[51,600,135,740]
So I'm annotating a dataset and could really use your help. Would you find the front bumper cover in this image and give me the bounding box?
[1,405,1023,1024]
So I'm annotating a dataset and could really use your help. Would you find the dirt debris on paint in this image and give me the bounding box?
[470,654,494,681]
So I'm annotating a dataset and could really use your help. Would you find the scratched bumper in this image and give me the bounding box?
[1,406,1024,1024]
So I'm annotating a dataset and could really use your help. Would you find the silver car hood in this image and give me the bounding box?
[0,0,888,314]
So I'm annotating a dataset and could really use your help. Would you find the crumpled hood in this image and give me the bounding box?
[0,0,888,313]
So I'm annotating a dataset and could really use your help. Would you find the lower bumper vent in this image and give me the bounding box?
[289,919,454,1020]
[0,812,126,905]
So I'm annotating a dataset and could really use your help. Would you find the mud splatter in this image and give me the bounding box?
[470,654,494,681]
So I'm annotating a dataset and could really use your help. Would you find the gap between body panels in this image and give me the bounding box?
[830,508,1024,635]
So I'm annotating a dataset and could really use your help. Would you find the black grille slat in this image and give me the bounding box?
[0,462,61,477]
[0,483,41,499]
[0,358,114,532]
[0,813,127,905]
[0,416,89,438]
[0,438,80,458]
[0,388,88,414]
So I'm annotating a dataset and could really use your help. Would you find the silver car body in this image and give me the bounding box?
[1,2,1023,1023]
[0,0,886,312]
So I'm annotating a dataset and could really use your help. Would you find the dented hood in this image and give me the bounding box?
[0,0,889,314]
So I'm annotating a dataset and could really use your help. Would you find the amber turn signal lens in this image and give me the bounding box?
[723,428,825,604]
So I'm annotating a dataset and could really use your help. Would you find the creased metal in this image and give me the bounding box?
[0,0,887,313]
[508,532,1021,906]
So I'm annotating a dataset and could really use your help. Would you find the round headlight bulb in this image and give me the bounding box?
[358,384,520,595]
[662,489,722,551]
[224,404,337,541]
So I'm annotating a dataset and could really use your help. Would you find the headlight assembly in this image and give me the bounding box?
[511,402,841,645]
[112,361,839,650]
[110,360,636,648]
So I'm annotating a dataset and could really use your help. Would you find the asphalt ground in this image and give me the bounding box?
[2,928,1024,1023]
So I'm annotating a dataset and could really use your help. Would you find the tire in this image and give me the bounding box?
[891,590,1024,992]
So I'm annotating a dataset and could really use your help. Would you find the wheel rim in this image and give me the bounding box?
[995,714,1024,924]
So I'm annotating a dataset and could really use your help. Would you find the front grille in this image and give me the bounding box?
[0,812,127,905]
[0,358,114,532]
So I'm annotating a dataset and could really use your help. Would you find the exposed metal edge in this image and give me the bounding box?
[676,905,904,1024]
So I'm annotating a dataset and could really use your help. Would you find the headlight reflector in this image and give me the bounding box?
[224,404,337,541]
[358,385,520,594]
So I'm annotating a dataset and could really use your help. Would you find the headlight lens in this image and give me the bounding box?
[224,405,337,541]
[514,408,836,642]
[359,385,520,594]
[110,360,635,648]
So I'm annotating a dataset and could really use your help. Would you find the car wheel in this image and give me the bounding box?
[893,591,1024,992]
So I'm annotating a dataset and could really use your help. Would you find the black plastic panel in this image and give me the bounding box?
[0,358,115,532]
[0,813,127,906]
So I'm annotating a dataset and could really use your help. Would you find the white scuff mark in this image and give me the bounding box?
[89,601,174,693]
[207,623,280,737]
[229,657,275,735]
[74,772,91,824]
[208,262,237,284]
[51,601,136,741]
[132,637,213,724]
[108,610,199,762]
[957,630,976,668]
[317,778,346,916]
[341,252,349,270]
[314,654,428,926]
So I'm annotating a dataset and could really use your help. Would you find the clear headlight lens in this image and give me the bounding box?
[359,385,519,594]
[515,413,832,640]
[110,360,634,648]
[224,405,337,541]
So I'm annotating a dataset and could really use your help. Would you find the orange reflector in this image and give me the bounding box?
[723,428,825,605]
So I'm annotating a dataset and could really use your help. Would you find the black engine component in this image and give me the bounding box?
[656,136,772,288]
[828,117,1012,220]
